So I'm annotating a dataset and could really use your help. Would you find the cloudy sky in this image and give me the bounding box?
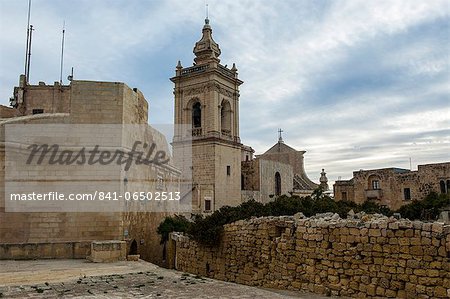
[1,0,449,186]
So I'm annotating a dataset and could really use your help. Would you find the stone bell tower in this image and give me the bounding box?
[171,18,243,213]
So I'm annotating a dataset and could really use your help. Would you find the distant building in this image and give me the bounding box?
[241,136,320,202]
[333,162,450,210]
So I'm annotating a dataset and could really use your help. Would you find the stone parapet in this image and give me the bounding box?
[89,240,127,263]
[0,241,90,259]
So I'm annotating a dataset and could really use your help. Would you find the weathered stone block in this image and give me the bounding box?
[90,240,126,263]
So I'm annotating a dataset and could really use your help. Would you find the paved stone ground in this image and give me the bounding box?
[0,260,335,298]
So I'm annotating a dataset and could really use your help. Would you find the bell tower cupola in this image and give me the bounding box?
[171,18,243,143]
[193,18,221,65]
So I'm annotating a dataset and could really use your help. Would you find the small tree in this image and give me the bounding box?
[156,214,190,244]
[311,186,325,200]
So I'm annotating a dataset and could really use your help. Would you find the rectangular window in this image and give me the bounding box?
[32,109,44,114]
[226,165,231,176]
[440,180,447,194]
[342,192,347,201]
[204,197,211,211]
[372,180,380,190]
[403,188,411,201]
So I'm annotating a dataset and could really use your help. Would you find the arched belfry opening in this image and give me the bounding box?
[220,100,231,136]
[192,102,201,128]
[275,172,281,196]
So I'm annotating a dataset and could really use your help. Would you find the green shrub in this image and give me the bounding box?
[158,189,397,246]
[396,192,450,220]
[266,195,308,216]
[156,214,190,244]
[187,200,270,246]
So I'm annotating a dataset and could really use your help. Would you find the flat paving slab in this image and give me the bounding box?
[0,259,335,298]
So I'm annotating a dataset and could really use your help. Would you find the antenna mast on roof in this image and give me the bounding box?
[60,20,66,84]
[26,25,34,83]
[205,1,209,21]
[24,0,32,83]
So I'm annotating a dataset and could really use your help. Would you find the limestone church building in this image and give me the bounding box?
[170,18,325,214]
[0,17,326,263]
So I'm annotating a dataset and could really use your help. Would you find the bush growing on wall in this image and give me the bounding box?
[158,191,385,246]
[157,190,449,246]
[157,214,190,244]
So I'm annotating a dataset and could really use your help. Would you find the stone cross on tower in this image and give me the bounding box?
[278,128,284,143]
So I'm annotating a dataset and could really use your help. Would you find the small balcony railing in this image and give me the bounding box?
[365,189,383,200]
[218,65,235,78]
[221,129,231,137]
[191,127,202,137]
[181,64,209,75]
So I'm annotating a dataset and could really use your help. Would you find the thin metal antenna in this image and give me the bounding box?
[206,3,209,20]
[60,20,66,84]
[24,0,32,81]
[26,24,34,83]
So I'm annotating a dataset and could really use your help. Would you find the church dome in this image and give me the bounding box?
[193,18,221,65]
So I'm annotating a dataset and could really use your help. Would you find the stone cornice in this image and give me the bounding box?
[182,82,239,98]
[172,136,242,149]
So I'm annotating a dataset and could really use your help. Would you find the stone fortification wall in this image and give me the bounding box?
[172,213,450,298]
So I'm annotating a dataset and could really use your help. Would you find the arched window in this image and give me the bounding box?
[447,180,450,194]
[275,172,281,196]
[220,100,231,135]
[192,102,201,128]
[440,180,446,194]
